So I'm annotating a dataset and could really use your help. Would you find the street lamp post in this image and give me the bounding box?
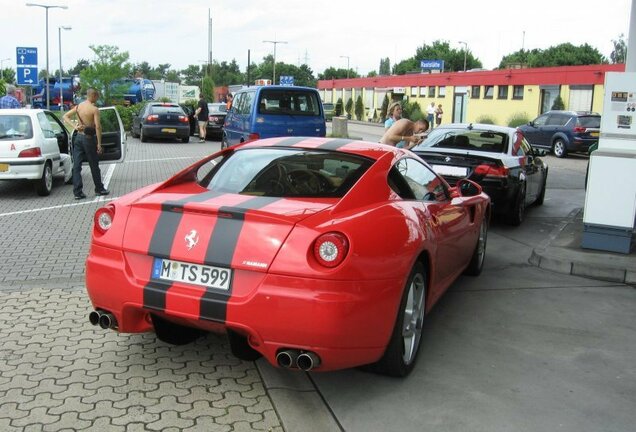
[458,41,468,72]
[263,39,287,84]
[58,25,71,112]
[26,2,68,110]
[340,55,350,78]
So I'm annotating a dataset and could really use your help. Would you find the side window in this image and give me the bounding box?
[37,112,55,138]
[231,93,242,114]
[533,114,548,127]
[100,108,119,133]
[44,112,64,135]
[520,137,533,155]
[511,132,526,157]
[242,91,255,115]
[391,158,448,201]
[547,114,567,126]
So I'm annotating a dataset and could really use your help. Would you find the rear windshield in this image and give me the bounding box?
[150,105,183,115]
[0,115,34,140]
[257,89,321,116]
[576,116,601,128]
[323,103,334,110]
[199,148,372,198]
[208,104,227,114]
[417,128,509,153]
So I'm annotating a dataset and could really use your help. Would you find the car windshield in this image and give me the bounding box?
[577,116,601,128]
[208,104,227,114]
[199,148,372,198]
[416,128,509,153]
[150,105,183,114]
[257,89,321,116]
[0,115,34,140]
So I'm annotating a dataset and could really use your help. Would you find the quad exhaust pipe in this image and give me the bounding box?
[88,310,118,330]
[276,349,321,371]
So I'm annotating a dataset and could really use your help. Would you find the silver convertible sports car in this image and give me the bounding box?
[413,123,548,225]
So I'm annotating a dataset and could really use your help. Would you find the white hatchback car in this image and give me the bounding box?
[0,108,126,196]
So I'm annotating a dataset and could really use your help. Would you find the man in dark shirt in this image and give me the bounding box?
[194,93,209,142]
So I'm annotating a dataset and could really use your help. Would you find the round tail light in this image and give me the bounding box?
[313,232,349,268]
[94,205,115,234]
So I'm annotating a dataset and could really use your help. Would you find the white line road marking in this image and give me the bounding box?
[126,156,197,163]
[0,197,117,217]
[102,163,116,191]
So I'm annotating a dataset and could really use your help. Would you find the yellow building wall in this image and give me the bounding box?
[466,85,542,126]
[592,84,605,113]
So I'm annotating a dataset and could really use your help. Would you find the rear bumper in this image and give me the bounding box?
[0,157,45,180]
[568,137,597,153]
[85,244,403,371]
[142,125,189,139]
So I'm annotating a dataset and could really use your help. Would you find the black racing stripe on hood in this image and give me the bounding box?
[199,196,279,323]
[269,136,310,147]
[317,138,353,151]
[143,190,224,312]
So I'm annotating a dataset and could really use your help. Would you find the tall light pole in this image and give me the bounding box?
[263,39,287,84]
[340,55,350,78]
[58,25,71,112]
[26,2,68,110]
[458,41,468,72]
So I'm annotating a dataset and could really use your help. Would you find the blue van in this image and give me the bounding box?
[222,86,326,148]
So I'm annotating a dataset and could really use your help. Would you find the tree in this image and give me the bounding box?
[498,43,607,69]
[345,98,353,119]
[355,95,364,120]
[67,59,90,76]
[551,95,565,110]
[209,59,244,86]
[79,45,131,104]
[611,34,627,64]
[379,57,391,75]
[201,74,215,101]
[380,95,389,121]
[180,64,204,86]
[335,98,343,116]
[317,67,359,80]
[1,68,15,84]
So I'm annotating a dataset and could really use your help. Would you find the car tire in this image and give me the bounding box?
[35,162,53,196]
[464,217,488,276]
[181,136,190,143]
[535,171,548,205]
[140,127,148,143]
[151,314,205,345]
[367,262,427,377]
[131,126,139,138]
[227,329,262,361]
[507,183,526,226]
[552,139,568,158]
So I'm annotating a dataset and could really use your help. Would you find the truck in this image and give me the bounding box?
[32,76,80,110]
[111,78,155,104]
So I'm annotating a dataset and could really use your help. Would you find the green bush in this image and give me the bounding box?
[345,98,353,119]
[335,98,343,116]
[403,100,424,122]
[0,79,5,96]
[354,95,364,120]
[115,102,147,132]
[507,112,531,127]
[551,95,565,110]
[380,95,389,121]
[475,115,496,125]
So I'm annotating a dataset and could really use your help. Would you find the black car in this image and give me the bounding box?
[206,103,227,140]
[412,123,548,225]
[131,102,190,143]
[518,110,600,158]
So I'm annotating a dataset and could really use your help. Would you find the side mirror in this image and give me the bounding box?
[528,121,534,127]
[451,178,482,197]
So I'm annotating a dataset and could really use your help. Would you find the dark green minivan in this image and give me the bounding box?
[222,86,326,148]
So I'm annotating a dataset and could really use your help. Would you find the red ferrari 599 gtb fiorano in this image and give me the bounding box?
[86,136,490,377]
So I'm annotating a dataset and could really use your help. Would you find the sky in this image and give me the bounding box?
[1,0,632,80]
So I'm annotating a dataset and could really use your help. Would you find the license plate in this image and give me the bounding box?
[590,131,599,137]
[432,164,468,177]
[0,163,8,172]
[151,257,232,291]
[161,128,176,133]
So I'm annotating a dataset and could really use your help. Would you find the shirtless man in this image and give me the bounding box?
[63,88,109,199]
[379,118,429,150]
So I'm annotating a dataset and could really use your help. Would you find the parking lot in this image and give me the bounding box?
[0,128,634,431]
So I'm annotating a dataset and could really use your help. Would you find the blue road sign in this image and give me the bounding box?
[279,75,294,86]
[17,67,38,86]
[16,47,38,67]
[420,59,444,70]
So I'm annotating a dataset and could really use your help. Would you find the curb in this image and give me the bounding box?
[529,208,636,284]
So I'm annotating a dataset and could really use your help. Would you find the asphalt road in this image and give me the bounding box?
[0,124,633,432]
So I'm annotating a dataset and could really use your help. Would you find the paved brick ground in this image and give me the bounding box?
[0,137,285,431]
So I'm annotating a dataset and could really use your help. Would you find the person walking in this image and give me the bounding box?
[63,88,109,200]
[379,118,430,150]
[426,102,436,128]
[384,101,402,129]
[435,104,443,127]
[0,85,21,109]
[195,93,209,142]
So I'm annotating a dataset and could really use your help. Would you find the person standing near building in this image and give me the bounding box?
[427,102,436,128]
[195,92,209,142]
[384,102,402,129]
[379,118,429,150]
[435,104,443,127]
[0,85,21,108]
[63,88,109,200]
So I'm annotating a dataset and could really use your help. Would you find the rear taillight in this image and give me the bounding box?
[178,115,189,123]
[18,147,42,158]
[572,126,586,133]
[247,133,260,142]
[474,164,509,178]
[313,232,349,268]
[146,114,159,122]
[209,115,219,122]
[94,204,115,234]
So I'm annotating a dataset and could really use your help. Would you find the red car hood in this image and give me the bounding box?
[122,185,335,271]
